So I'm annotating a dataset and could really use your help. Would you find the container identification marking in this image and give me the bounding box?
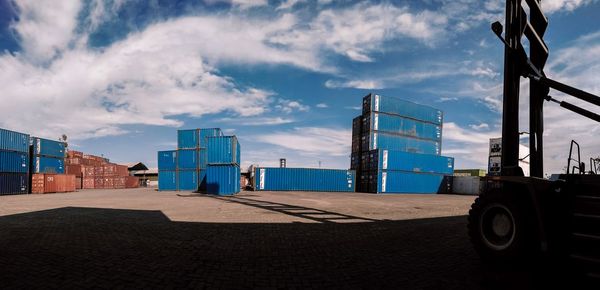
[259,169,265,190]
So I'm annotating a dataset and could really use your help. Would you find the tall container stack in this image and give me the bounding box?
[352,93,454,193]
[31,137,66,174]
[206,135,240,196]
[66,151,138,190]
[0,128,30,195]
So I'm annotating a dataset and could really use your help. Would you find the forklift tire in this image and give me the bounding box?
[468,189,537,264]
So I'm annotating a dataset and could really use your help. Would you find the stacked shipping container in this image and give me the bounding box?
[0,128,30,195]
[65,150,138,190]
[352,93,454,193]
[206,136,240,195]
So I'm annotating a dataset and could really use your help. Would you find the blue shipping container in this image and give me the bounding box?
[366,170,448,194]
[158,171,176,191]
[178,129,198,149]
[0,150,29,173]
[255,168,355,192]
[362,94,443,125]
[177,170,198,191]
[206,165,240,195]
[33,156,64,174]
[177,149,198,170]
[0,128,29,153]
[31,137,66,158]
[158,150,177,171]
[0,173,28,195]
[199,128,223,148]
[362,112,442,142]
[361,131,441,155]
[367,150,454,174]
[207,136,240,165]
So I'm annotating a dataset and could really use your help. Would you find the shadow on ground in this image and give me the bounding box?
[0,197,588,289]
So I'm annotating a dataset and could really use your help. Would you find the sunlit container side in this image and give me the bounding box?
[94,177,105,189]
[362,93,443,125]
[198,170,207,191]
[0,128,29,153]
[362,112,442,142]
[177,170,198,191]
[206,165,240,195]
[177,129,198,149]
[254,168,356,192]
[177,149,198,170]
[31,174,76,193]
[158,171,176,191]
[0,173,28,195]
[206,136,240,165]
[157,150,177,171]
[366,150,454,174]
[83,177,95,189]
[31,137,66,158]
[199,128,223,148]
[366,170,448,194]
[198,149,207,169]
[32,156,65,174]
[361,131,441,155]
[0,150,29,173]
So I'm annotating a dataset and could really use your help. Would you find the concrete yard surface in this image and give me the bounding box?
[0,188,583,289]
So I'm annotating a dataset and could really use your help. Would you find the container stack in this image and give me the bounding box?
[0,128,30,195]
[351,93,454,193]
[158,128,240,195]
[65,151,138,190]
[30,137,79,194]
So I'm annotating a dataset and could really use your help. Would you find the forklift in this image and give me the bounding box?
[467,0,600,280]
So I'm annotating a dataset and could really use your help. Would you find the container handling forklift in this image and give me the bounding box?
[467,0,600,281]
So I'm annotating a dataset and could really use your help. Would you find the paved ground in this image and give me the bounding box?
[0,189,583,289]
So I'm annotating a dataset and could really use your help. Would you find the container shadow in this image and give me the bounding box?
[0,207,589,289]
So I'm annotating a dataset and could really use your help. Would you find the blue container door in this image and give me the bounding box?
[0,173,28,195]
[0,150,29,173]
[177,170,198,191]
[177,149,198,170]
[206,165,240,195]
[32,138,66,158]
[178,129,198,149]
[34,156,65,174]
[158,171,176,191]
[158,150,177,171]
[0,129,29,153]
[207,136,239,165]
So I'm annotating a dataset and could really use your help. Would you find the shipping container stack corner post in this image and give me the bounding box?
[352,93,454,194]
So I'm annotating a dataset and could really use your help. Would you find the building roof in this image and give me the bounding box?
[128,162,149,171]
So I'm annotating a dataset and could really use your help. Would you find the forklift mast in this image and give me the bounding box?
[498,0,600,177]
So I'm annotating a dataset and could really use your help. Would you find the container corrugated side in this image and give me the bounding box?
[363,112,442,142]
[199,128,223,148]
[206,136,240,165]
[368,170,448,194]
[31,137,66,158]
[158,171,176,191]
[177,149,198,170]
[0,128,29,153]
[0,150,29,173]
[158,150,177,171]
[177,129,198,149]
[255,168,355,192]
[33,156,65,174]
[367,150,454,174]
[206,165,240,195]
[362,93,443,125]
[177,170,198,191]
[0,172,28,195]
[361,131,441,155]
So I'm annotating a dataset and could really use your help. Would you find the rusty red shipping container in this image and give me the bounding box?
[75,177,82,189]
[66,164,83,177]
[66,158,81,165]
[94,177,104,189]
[31,174,76,193]
[103,164,117,177]
[67,150,84,159]
[94,166,104,176]
[82,165,94,177]
[83,177,95,189]
[113,177,126,188]
[125,176,139,188]
[104,177,114,188]
[116,165,129,177]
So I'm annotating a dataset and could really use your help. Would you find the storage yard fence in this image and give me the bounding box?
[0,127,139,195]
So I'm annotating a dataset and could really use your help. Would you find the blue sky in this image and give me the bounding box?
[0,0,599,174]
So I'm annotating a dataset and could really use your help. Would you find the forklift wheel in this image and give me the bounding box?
[468,190,536,263]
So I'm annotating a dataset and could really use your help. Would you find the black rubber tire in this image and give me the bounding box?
[468,189,538,264]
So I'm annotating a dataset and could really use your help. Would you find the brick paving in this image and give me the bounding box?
[0,189,575,289]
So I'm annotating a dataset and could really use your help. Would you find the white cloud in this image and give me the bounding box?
[437,97,458,102]
[542,0,597,13]
[256,127,351,156]
[276,0,306,11]
[325,79,383,89]
[219,117,295,126]
[275,99,310,113]
[469,123,490,130]
[442,122,500,169]
[205,0,268,9]
[316,103,328,108]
